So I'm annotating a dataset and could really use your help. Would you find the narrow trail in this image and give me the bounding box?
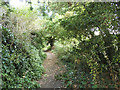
[38,51,65,88]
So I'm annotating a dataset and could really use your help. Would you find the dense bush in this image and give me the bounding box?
[1,20,45,88]
[49,2,120,88]
[0,2,48,88]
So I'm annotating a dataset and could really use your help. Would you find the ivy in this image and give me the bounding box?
[1,26,46,88]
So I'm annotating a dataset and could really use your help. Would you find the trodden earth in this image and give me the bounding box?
[38,51,66,88]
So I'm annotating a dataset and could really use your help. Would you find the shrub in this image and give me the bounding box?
[1,26,45,88]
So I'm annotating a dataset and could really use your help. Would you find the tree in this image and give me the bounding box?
[51,2,120,88]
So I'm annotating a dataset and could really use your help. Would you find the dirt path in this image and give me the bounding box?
[38,51,65,88]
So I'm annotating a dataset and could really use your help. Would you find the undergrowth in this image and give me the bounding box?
[1,26,46,88]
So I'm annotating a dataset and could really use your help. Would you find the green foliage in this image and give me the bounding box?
[30,31,46,60]
[1,1,120,88]
[0,3,49,88]
[1,26,45,88]
[47,2,70,14]
[51,2,120,88]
